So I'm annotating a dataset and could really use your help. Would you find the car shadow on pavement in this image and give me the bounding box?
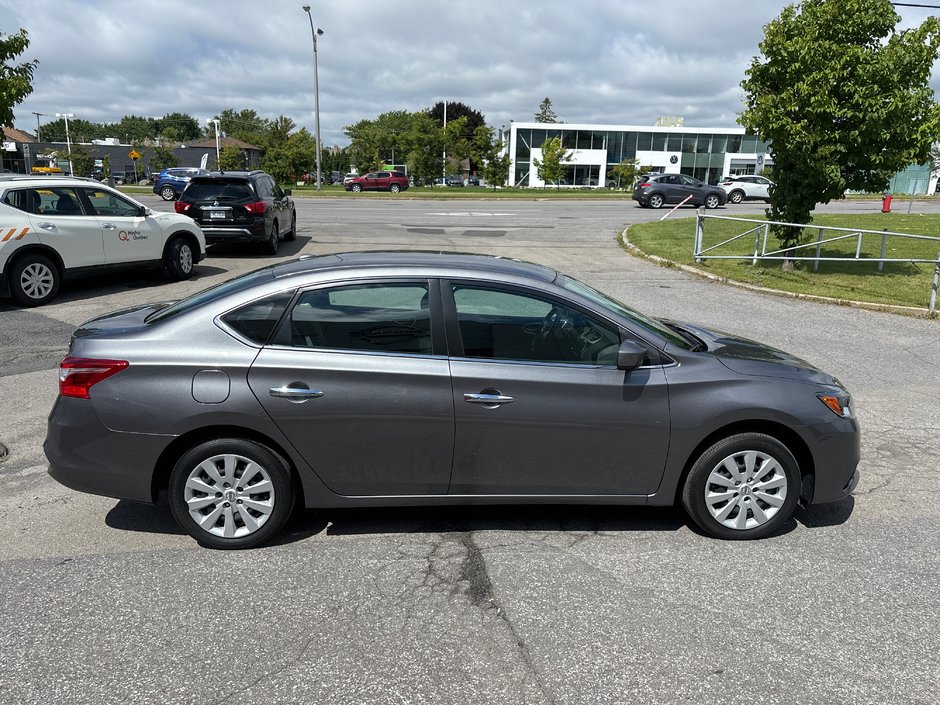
[301,504,688,538]
[106,498,186,536]
[793,496,855,529]
[206,234,311,259]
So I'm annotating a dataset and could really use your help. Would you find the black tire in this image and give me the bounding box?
[264,220,279,255]
[351,184,362,193]
[704,194,721,209]
[681,432,800,540]
[9,253,60,307]
[729,190,744,204]
[389,183,401,193]
[168,438,295,550]
[284,211,296,242]
[163,236,195,280]
[648,193,665,209]
[159,185,177,201]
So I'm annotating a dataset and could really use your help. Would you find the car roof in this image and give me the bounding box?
[0,175,102,186]
[271,251,559,283]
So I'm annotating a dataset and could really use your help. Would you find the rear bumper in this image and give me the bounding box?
[201,222,266,243]
[45,396,172,504]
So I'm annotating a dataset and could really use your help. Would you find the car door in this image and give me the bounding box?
[752,176,771,199]
[444,281,671,496]
[80,187,163,264]
[678,174,706,204]
[268,177,290,235]
[247,280,455,496]
[26,186,105,268]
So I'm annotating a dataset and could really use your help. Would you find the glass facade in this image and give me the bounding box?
[511,123,772,187]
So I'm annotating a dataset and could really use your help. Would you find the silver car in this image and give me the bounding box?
[45,252,859,548]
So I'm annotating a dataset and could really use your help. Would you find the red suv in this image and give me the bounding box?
[344,171,409,193]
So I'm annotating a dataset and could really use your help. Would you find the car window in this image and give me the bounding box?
[80,188,141,217]
[32,187,86,216]
[220,292,293,345]
[289,283,432,355]
[270,178,284,199]
[680,175,699,186]
[184,181,254,201]
[661,175,680,184]
[1,188,33,213]
[451,285,621,365]
[255,178,271,198]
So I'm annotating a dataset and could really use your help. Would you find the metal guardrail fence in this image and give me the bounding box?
[691,210,940,315]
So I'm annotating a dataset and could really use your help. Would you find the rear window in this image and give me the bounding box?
[184,180,254,201]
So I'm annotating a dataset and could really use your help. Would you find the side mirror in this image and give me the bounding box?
[284,189,292,197]
[616,340,646,371]
[138,205,149,217]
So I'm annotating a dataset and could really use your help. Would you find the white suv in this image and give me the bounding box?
[0,176,206,306]
[718,175,773,204]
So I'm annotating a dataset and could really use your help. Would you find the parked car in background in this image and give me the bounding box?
[330,171,343,185]
[44,251,859,549]
[344,171,410,193]
[0,175,205,306]
[718,175,773,204]
[152,167,209,201]
[432,175,464,187]
[175,170,295,255]
[342,172,358,185]
[632,173,727,209]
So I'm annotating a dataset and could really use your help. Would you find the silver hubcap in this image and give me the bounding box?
[184,453,275,539]
[179,244,193,272]
[20,263,55,299]
[705,450,788,530]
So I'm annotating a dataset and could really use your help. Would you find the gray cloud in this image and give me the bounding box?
[4,0,938,146]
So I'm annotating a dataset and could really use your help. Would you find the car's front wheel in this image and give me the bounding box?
[9,253,60,307]
[168,438,295,550]
[164,236,195,280]
[264,220,279,255]
[284,211,297,241]
[682,432,800,540]
[351,184,362,192]
[704,194,721,209]
[648,193,665,209]
[159,186,177,201]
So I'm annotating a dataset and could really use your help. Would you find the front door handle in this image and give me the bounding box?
[102,223,117,230]
[38,222,57,232]
[464,392,514,406]
[269,386,324,403]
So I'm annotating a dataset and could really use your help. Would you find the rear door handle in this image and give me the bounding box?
[464,392,514,405]
[269,386,324,403]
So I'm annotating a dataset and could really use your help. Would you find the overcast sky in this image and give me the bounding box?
[4,0,938,146]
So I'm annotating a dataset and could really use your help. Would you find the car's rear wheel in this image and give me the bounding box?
[648,193,665,209]
[164,236,195,280]
[9,254,60,307]
[159,186,177,201]
[284,212,296,242]
[351,184,362,192]
[389,183,401,193]
[264,220,279,255]
[169,438,294,550]
[704,194,721,209]
[682,432,800,540]
[728,190,744,204]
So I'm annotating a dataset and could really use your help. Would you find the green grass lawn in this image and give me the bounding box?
[626,213,940,310]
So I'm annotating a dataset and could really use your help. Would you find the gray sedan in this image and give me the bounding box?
[45,252,859,548]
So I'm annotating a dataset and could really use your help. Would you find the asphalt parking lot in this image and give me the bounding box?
[0,195,938,704]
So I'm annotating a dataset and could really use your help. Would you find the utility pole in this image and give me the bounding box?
[32,112,44,142]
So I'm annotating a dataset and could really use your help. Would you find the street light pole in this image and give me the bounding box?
[55,113,74,176]
[303,5,323,192]
[206,118,221,168]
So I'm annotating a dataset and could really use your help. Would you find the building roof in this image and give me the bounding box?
[188,136,262,151]
[2,126,36,142]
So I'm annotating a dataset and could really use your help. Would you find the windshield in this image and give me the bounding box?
[560,275,694,350]
[146,266,278,323]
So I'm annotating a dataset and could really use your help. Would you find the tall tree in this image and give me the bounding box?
[472,125,510,190]
[157,112,202,142]
[404,111,444,183]
[217,108,269,145]
[0,29,38,127]
[344,118,385,174]
[610,158,642,189]
[428,101,485,170]
[534,97,558,123]
[533,136,571,189]
[740,0,940,250]
[262,127,317,183]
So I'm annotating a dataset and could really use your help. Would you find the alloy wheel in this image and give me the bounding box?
[183,453,276,539]
[704,450,788,531]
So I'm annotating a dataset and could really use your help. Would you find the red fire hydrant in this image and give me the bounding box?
[882,191,893,213]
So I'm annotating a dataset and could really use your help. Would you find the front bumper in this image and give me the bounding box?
[803,417,861,504]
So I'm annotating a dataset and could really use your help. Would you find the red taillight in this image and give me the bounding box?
[639,182,651,188]
[174,201,191,213]
[58,357,128,399]
[244,201,267,214]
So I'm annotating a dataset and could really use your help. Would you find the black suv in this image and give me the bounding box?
[176,171,296,254]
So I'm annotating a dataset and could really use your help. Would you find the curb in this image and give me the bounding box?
[619,230,937,319]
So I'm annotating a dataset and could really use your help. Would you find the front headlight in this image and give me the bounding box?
[817,390,853,418]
